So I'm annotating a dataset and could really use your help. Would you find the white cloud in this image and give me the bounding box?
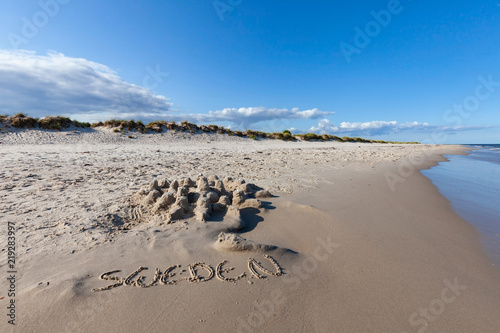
[439,125,493,132]
[171,107,335,130]
[308,119,494,137]
[338,120,431,135]
[309,119,339,133]
[309,119,432,136]
[0,50,332,128]
[0,50,173,118]
[339,120,398,131]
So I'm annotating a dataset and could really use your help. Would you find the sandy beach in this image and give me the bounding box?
[1,128,499,332]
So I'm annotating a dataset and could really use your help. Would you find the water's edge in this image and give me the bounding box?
[421,145,500,269]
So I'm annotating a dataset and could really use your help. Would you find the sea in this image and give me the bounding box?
[421,144,500,270]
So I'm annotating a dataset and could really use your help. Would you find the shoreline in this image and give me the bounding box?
[1,131,499,332]
[422,146,500,271]
[280,145,500,331]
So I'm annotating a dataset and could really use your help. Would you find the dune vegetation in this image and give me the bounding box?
[0,113,420,144]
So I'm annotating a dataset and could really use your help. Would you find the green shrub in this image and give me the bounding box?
[100,119,147,132]
[199,125,210,132]
[255,131,267,138]
[165,122,180,131]
[305,133,321,141]
[39,116,73,130]
[180,120,199,132]
[8,113,38,128]
[74,120,91,128]
[102,119,123,128]
[269,132,284,140]
[209,125,219,131]
[121,120,138,131]
[146,121,166,133]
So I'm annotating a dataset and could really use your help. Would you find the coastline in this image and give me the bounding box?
[422,146,500,271]
[1,130,499,332]
[282,145,500,332]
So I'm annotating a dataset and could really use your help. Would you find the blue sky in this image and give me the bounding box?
[1,0,499,143]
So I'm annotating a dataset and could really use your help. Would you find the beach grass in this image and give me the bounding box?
[0,113,420,144]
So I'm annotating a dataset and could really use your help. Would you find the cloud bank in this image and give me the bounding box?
[171,107,334,130]
[0,50,332,128]
[307,119,493,137]
[0,50,173,118]
[2,49,490,139]
[309,119,431,136]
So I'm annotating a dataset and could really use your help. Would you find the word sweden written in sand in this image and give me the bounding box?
[92,255,283,292]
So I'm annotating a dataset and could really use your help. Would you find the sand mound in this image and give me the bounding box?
[214,232,278,252]
[130,175,271,226]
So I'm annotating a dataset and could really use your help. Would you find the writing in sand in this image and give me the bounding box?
[92,254,283,292]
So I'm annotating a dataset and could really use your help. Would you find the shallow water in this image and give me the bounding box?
[421,144,500,269]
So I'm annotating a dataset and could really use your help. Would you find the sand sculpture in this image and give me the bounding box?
[132,175,271,227]
[88,176,286,292]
